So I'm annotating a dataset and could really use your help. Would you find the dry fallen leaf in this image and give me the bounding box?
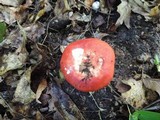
[0,96,8,108]
[69,12,91,22]
[130,0,154,13]
[36,79,47,103]
[84,0,94,10]
[116,0,131,28]
[34,0,52,22]
[121,78,146,109]
[116,0,160,28]
[0,22,45,76]
[149,4,160,17]
[128,0,151,20]
[0,25,28,75]
[142,78,160,96]
[54,0,93,23]
[0,0,24,7]
[13,67,36,104]
[0,6,19,24]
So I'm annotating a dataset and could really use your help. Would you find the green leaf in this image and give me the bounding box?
[130,110,160,120]
[154,54,160,72]
[154,54,160,65]
[129,110,139,120]
[0,22,7,43]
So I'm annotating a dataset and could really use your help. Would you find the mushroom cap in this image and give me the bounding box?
[60,38,115,92]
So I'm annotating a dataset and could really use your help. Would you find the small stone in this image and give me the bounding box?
[136,53,151,63]
[92,1,100,11]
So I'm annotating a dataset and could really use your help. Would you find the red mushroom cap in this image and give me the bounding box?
[60,38,115,92]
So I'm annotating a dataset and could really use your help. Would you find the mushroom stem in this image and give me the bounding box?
[89,92,106,111]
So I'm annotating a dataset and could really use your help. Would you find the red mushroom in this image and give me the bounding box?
[60,38,115,92]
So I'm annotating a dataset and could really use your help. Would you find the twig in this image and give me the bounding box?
[89,92,106,111]
[106,10,111,29]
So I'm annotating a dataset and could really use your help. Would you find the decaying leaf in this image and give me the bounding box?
[10,103,31,119]
[0,25,28,75]
[4,70,24,88]
[121,78,146,109]
[0,0,33,24]
[47,82,85,120]
[36,79,47,103]
[23,23,45,41]
[13,67,36,104]
[0,6,19,24]
[116,0,131,28]
[0,51,27,76]
[142,78,160,96]
[92,15,105,28]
